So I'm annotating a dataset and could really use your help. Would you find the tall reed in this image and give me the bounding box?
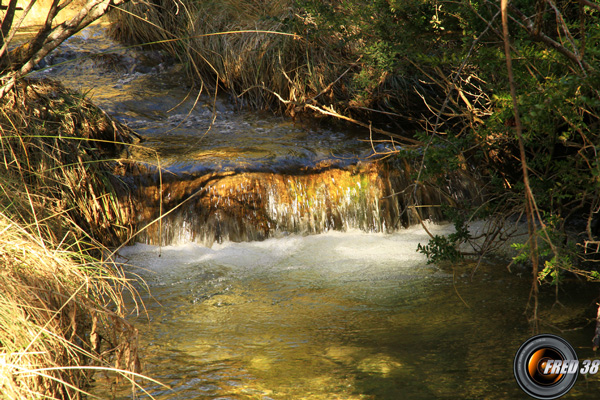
[0,78,149,399]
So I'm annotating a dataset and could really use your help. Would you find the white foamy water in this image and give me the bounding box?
[118,223,454,280]
[94,215,600,400]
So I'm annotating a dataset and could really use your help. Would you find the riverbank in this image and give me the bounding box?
[0,78,142,398]
[108,0,451,137]
[111,0,600,282]
[1,2,599,397]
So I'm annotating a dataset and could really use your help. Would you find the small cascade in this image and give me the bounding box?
[128,159,482,246]
[25,23,483,247]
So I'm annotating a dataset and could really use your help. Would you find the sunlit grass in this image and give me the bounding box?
[0,78,140,247]
[0,78,165,399]
[110,0,349,114]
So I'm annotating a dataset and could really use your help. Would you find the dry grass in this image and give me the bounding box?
[0,79,156,399]
[0,214,141,399]
[108,0,454,140]
[109,0,368,115]
[0,78,139,248]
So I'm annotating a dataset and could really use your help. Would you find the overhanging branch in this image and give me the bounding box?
[0,0,132,97]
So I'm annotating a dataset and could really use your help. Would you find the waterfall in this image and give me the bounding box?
[126,158,482,246]
[21,23,483,248]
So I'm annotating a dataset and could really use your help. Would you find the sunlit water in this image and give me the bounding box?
[25,22,600,399]
[89,225,600,400]
[31,22,381,175]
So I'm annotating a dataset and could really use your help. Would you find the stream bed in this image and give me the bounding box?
[31,22,600,399]
[95,227,600,400]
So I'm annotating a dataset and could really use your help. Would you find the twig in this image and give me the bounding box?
[453,269,471,308]
[509,4,590,73]
[304,103,423,145]
[501,0,540,333]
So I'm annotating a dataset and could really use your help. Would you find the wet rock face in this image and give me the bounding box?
[128,160,482,246]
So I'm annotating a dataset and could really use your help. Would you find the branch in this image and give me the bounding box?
[57,0,76,13]
[501,0,540,333]
[547,0,584,70]
[238,79,423,145]
[509,4,591,72]
[0,0,36,61]
[578,0,600,12]
[0,0,19,49]
[23,0,61,63]
[0,0,132,97]
[304,103,423,146]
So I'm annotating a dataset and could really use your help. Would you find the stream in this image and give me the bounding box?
[31,22,600,399]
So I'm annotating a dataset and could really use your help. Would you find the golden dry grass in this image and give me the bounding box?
[110,0,356,115]
[108,0,446,140]
[0,79,155,399]
[0,78,139,248]
[0,214,140,399]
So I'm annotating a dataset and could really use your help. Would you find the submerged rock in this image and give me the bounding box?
[357,354,406,377]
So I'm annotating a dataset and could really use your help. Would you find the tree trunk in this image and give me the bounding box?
[0,0,20,49]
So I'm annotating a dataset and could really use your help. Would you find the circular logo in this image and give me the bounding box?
[514,334,578,399]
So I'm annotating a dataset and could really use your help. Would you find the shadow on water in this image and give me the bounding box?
[29,23,600,400]
[89,229,600,400]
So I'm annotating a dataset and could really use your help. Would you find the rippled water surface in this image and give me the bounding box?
[29,23,600,399]
[32,23,379,175]
[89,226,600,399]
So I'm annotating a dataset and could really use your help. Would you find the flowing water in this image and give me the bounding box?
[30,22,600,399]
[93,227,599,400]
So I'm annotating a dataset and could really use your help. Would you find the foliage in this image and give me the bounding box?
[0,0,154,392]
[110,0,462,132]
[418,207,472,264]
[286,0,600,284]
[112,1,600,281]
[401,1,600,284]
[0,0,160,396]
[417,234,463,264]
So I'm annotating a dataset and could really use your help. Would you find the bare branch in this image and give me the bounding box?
[57,0,76,13]
[304,103,424,146]
[546,0,585,70]
[0,0,36,61]
[509,4,591,72]
[501,0,540,333]
[0,0,19,48]
[0,0,132,97]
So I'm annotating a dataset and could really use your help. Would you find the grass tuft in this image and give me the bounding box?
[0,214,140,399]
[109,0,420,123]
[0,78,139,248]
[0,78,153,399]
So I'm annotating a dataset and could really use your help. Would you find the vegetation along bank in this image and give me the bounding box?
[0,0,149,398]
[1,0,600,397]
[112,0,600,333]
